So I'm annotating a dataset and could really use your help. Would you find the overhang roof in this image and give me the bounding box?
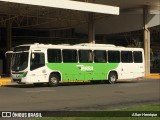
[0,0,159,30]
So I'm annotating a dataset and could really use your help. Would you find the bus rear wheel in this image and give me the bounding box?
[48,74,59,87]
[107,72,117,84]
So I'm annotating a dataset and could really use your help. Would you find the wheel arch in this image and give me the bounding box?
[107,70,118,80]
[49,71,62,82]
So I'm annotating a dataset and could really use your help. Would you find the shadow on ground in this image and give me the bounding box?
[4,80,141,88]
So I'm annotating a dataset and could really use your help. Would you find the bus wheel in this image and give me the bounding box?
[107,72,117,84]
[49,74,59,87]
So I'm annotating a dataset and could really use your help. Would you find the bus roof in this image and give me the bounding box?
[16,43,143,51]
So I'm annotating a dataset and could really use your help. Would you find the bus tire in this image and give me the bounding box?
[48,74,59,87]
[107,72,117,84]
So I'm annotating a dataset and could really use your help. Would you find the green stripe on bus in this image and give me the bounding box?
[46,63,119,81]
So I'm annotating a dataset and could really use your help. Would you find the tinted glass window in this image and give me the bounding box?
[47,49,62,63]
[79,50,93,63]
[133,51,143,63]
[12,52,29,71]
[63,50,77,63]
[30,53,45,70]
[121,51,133,63]
[108,51,120,63]
[94,50,107,63]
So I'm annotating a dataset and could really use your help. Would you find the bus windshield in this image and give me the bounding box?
[11,52,29,71]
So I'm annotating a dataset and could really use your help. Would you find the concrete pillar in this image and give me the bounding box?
[143,6,150,75]
[6,21,12,75]
[88,0,95,43]
[88,12,95,43]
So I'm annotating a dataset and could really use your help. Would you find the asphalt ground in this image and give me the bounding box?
[0,74,159,86]
[0,79,159,111]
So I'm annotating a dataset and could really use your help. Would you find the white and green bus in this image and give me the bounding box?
[7,43,144,86]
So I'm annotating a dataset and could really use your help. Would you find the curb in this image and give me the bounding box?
[144,74,160,79]
[0,78,11,86]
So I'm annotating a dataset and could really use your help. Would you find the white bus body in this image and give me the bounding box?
[8,43,144,86]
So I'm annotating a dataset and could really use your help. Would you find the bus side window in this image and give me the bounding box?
[108,51,120,63]
[79,50,93,63]
[133,51,143,63]
[94,50,107,63]
[63,49,78,63]
[47,49,62,63]
[121,51,133,63]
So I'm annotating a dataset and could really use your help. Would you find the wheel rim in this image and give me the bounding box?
[51,77,57,84]
[110,75,116,82]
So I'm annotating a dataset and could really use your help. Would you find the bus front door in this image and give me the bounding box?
[29,52,47,83]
